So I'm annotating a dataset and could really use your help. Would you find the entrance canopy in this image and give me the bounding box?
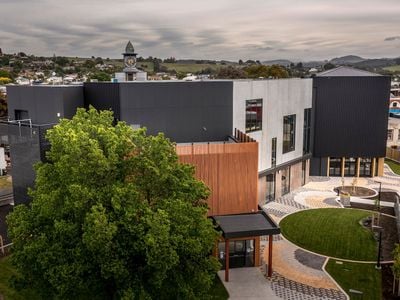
[212,211,280,239]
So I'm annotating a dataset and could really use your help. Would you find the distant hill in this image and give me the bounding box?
[303,61,326,68]
[262,59,292,67]
[353,58,397,68]
[330,55,365,65]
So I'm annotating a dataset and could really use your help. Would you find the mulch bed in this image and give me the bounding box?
[350,202,395,216]
[335,186,376,198]
[383,264,400,299]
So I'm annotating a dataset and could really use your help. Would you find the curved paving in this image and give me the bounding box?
[259,166,400,299]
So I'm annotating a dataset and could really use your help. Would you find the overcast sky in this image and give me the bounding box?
[1,0,400,61]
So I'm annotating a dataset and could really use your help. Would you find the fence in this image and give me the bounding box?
[387,147,400,163]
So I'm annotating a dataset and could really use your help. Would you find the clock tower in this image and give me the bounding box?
[123,41,139,81]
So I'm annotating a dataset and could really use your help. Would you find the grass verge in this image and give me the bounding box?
[0,256,41,300]
[280,208,376,261]
[326,259,381,299]
[385,158,400,175]
[208,275,229,299]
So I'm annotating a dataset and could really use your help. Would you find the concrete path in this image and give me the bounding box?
[218,267,280,300]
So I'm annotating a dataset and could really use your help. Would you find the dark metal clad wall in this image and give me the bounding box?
[118,81,233,143]
[5,124,42,205]
[312,76,390,158]
[84,83,121,120]
[6,86,84,124]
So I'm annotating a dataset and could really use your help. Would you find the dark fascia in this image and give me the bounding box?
[258,153,312,178]
[211,210,281,239]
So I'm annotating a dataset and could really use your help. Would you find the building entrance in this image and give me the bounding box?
[218,239,254,268]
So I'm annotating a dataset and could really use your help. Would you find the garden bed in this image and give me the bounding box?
[334,186,377,198]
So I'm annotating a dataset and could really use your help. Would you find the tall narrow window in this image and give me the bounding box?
[271,137,277,168]
[245,99,262,133]
[283,114,296,153]
[303,108,311,154]
[266,174,275,202]
[281,166,290,195]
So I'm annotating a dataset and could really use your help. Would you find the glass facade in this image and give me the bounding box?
[266,174,275,202]
[281,166,290,195]
[359,158,372,177]
[218,239,255,269]
[344,157,357,177]
[245,99,263,133]
[329,157,342,176]
[283,115,296,153]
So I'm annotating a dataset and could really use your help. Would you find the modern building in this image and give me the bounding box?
[387,117,400,148]
[310,66,390,178]
[0,45,391,280]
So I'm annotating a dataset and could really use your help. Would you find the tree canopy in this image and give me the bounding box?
[7,107,220,299]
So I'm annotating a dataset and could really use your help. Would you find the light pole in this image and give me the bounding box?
[375,227,383,270]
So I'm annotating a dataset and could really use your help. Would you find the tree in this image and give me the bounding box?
[216,66,247,79]
[0,90,7,117]
[244,65,289,79]
[7,107,220,299]
[323,63,336,70]
[89,71,111,82]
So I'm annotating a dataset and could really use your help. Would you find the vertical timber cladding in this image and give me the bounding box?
[176,142,259,216]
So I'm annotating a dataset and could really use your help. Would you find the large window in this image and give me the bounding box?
[344,157,357,177]
[283,114,296,153]
[329,157,342,177]
[359,158,372,177]
[266,174,275,202]
[245,99,262,133]
[303,109,311,154]
[271,137,277,168]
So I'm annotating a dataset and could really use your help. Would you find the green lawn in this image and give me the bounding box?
[326,259,381,299]
[280,208,376,260]
[0,256,41,300]
[161,63,222,73]
[385,159,400,175]
[208,276,229,300]
[384,65,400,72]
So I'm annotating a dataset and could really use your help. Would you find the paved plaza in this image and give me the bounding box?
[221,163,400,299]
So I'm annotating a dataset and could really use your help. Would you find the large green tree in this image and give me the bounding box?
[7,107,220,299]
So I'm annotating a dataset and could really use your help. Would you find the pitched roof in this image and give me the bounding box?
[316,66,381,77]
[125,41,135,54]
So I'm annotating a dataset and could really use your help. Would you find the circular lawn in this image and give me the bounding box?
[280,208,377,261]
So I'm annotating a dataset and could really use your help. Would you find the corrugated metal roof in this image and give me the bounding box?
[316,66,381,77]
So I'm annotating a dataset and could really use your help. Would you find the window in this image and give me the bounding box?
[359,158,372,177]
[329,157,342,177]
[388,129,394,140]
[344,157,357,177]
[303,109,311,154]
[281,167,290,195]
[245,99,262,133]
[15,110,29,120]
[266,174,275,202]
[283,114,296,153]
[271,137,277,168]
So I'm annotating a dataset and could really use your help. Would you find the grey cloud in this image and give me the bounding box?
[385,36,400,41]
